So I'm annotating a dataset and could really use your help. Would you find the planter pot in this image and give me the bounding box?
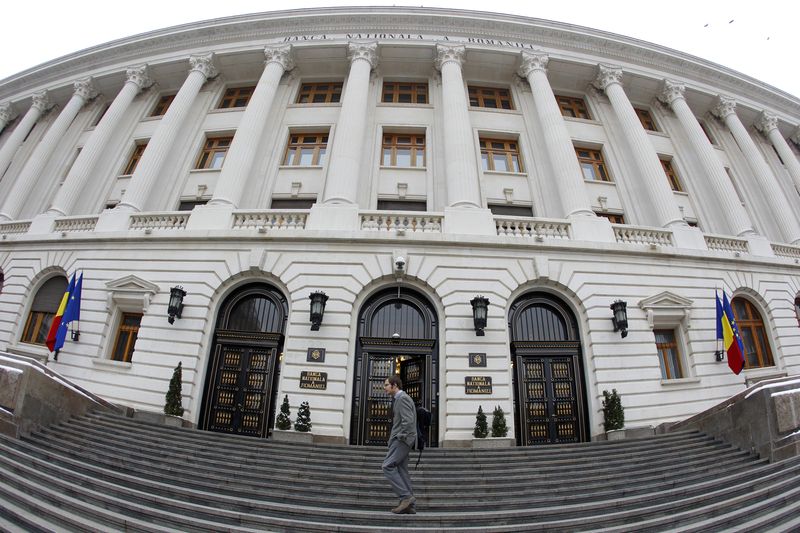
[272,429,314,444]
[471,437,515,448]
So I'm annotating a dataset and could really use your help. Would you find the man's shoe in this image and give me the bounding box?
[391,496,416,514]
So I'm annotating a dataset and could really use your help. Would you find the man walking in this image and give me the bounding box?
[382,374,417,514]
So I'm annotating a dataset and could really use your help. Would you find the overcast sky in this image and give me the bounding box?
[2,1,797,98]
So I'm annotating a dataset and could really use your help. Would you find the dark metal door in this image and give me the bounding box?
[516,355,582,445]
[400,358,424,407]
[361,354,394,446]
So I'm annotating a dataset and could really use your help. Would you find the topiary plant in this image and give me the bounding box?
[473,406,488,438]
[295,401,312,432]
[491,405,508,437]
[276,394,292,430]
[163,362,185,417]
[602,389,625,431]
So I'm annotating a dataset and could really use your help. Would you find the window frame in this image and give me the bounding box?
[150,94,176,117]
[556,95,591,119]
[636,108,658,132]
[122,142,148,176]
[217,86,256,109]
[20,276,68,346]
[295,82,343,104]
[381,133,426,168]
[468,86,514,110]
[596,212,625,224]
[111,312,143,363]
[282,132,329,167]
[575,147,611,182]
[660,158,683,192]
[382,81,429,104]
[654,329,684,379]
[479,137,524,173]
[195,136,233,170]
[731,297,775,369]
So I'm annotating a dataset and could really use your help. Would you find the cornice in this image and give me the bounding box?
[0,8,797,117]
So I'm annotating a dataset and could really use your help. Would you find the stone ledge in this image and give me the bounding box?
[272,429,314,444]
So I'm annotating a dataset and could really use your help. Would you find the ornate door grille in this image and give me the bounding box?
[517,355,582,445]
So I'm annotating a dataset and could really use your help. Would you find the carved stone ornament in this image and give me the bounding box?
[0,102,16,124]
[125,64,154,91]
[711,95,737,120]
[755,111,778,134]
[73,77,97,101]
[189,53,218,79]
[347,41,379,69]
[592,64,623,91]
[434,43,466,71]
[30,90,51,113]
[265,43,295,71]
[518,51,549,78]
[658,79,685,106]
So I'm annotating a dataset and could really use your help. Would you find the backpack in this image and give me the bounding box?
[414,406,432,469]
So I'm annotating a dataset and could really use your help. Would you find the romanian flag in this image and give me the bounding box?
[46,273,76,352]
[54,272,83,352]
[716,291,745,375]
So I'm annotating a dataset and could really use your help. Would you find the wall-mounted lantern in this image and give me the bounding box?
[309,291,329,331]
[610,300,628,338]
[471,295,489,336]
[168,286,186,324]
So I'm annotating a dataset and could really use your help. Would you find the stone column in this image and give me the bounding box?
[0,92,50,181]
[320,42,378,205]
[756,111,800,195]
[712,96,800,244]
[209,45,293,208]
[0,103,16,133]
[0,79,96,222]
[116,53,217,212]
[659,80,755,237]
[47,65,153,216]
[435,44,482,208]
[519,52,593,218]
[593,65,684,228]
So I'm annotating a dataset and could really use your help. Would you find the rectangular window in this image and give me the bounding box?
[178,200,208,211]
[296,82,343,104]
[489,204,534,217]
[112,313,142,363]
[376,199,427,212]
[480,138,523,173]
[596,212,625,224]
[556,95,591,119]
[195,136,233,170]
[270,198,317,209]
[218,86,255,109]
[150,94,176,117]
[21,311,54,345]
[661,158,683,192]
[382,82,428,104]
[654,329,684,379]
[469,86,514,110]
[636,108,658,131]
[575,147,610,181]
[283,133,328,166]
[123,143,148,175]
[382,134,425,167]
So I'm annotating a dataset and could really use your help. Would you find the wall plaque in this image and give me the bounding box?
[300,371,328,390]
[307,347,326,363]
[468,352,487,367]
[465,376,492,394]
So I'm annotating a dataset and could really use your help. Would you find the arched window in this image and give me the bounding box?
[731,297,774,369]
[21,276,68,345]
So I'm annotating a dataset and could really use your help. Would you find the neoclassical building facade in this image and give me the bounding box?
[0,7,799,446]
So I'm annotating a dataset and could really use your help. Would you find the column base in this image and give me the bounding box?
[569,215,616,243]
[27,213,57,235]
[306,203,360,231]
[443,207,495,236]
[94,208,132,232]
[671,225,707,250]
[745,234,776,258]
[185,205,233,231]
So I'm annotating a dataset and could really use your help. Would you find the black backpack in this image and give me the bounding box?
[415,406,432,469]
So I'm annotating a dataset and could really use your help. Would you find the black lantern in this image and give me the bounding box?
[168,286,186,324]
[309,291,329,331]
[471,295,489,336]
[610,300,628,338]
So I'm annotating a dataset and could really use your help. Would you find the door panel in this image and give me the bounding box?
[517,355,581,445]
[400,358,424,407]
[362,354,394,446]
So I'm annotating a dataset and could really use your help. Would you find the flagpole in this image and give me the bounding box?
[714,288,724,362]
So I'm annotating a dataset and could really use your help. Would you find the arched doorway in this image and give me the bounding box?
[509,292,588,445]
[200,283,288,438]
[350,287,439,447]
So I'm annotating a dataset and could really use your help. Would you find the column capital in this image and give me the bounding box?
[592,64,623,92]
[0,102,16,124]
[30,90,51,112]
[518,51,549,78]
[347,41,379,69]
[73,77,97,101]
[265,43,294,71]
[189,53,218,79]
[711,95,737,119]
[658,79,686,106]
[434,43,466,71]
[754,111,779,135]
[125,64,154,91]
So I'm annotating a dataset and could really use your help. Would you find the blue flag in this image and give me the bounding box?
[54,273,82,352]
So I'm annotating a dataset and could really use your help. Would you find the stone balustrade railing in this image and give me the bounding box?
[705,235,749,254]
[613,225,675,247]
[54,216,99,233]
[495,217,571,239]
[232,210,308,230]
[0,221,31,235]
[129,212,189,231]
[772,243,800,259]
[360,212,443,233]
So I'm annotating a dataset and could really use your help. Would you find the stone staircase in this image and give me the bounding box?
[1,411,800,532]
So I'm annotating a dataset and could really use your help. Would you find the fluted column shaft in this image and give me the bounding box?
[756,112,800,194]
[520,53,593,218]
[210,45,293,207]
[0,92,50,181]
[713,96,800,244]
[321,42,377,205]
[117,54,216,212]
[659,81,754,237]
[594,66,684,228]
[436,44,481,208]
[0,79,95,221]
[48,66,153,216]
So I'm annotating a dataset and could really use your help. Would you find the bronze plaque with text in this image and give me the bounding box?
[465,376,492,394]
[300,371,328,390]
